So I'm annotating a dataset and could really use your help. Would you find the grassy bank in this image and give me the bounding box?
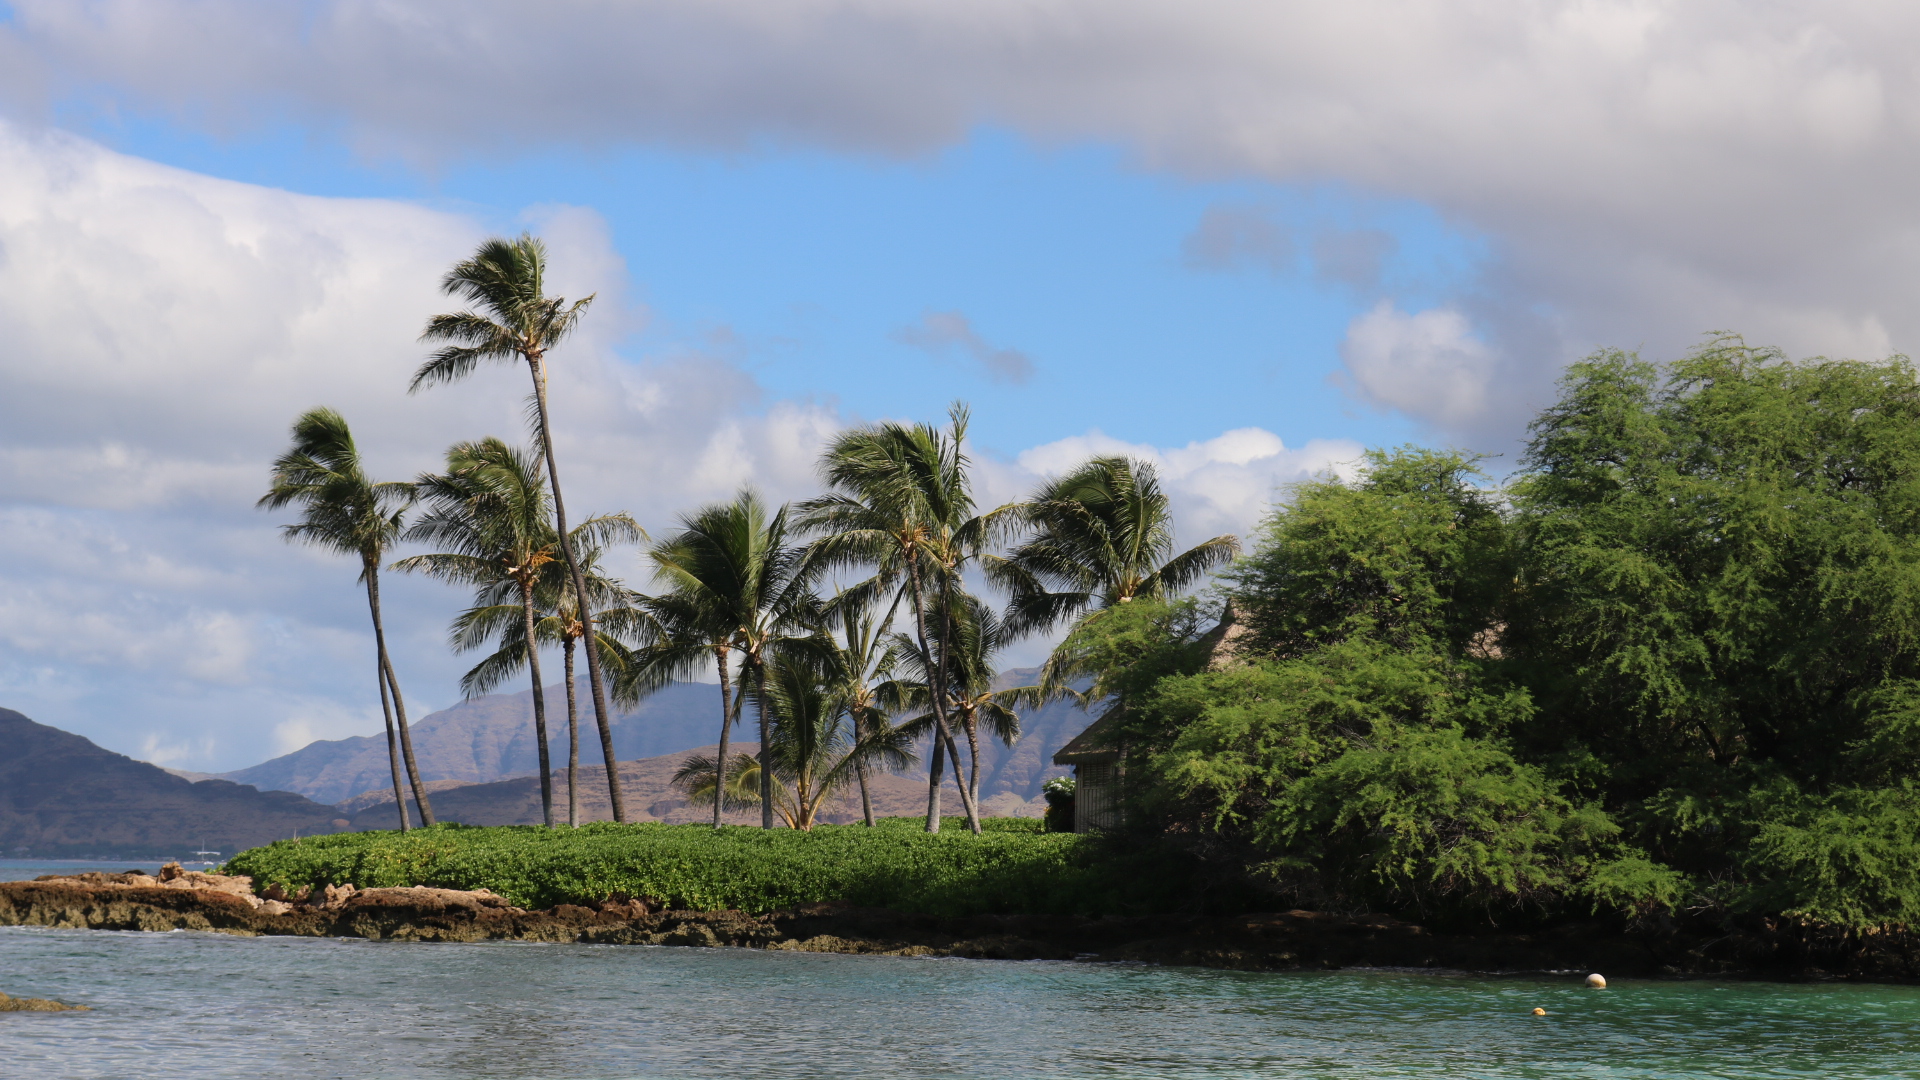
[225,818,1199,917]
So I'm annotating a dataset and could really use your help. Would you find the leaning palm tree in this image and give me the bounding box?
[259,407,433,830]
[634,490,814,829]
[394,437,641,827]
[446,536,640,828]
[412,234,630,821]
[796,403,1015,833]
[994,455,1241,639]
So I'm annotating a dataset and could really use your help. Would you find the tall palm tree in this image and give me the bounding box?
[260,407,434,829]
[394,437,641,827]
[796,403,1014,833]
[634,490,813,829]
[412,234,630,821]
[443,534,640,827]
[995,455,1241,639]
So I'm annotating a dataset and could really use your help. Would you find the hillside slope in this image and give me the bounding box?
[222,681,723,804]
[0,708,345,858]
[224,671,1097,807]
[343,743,1044,829]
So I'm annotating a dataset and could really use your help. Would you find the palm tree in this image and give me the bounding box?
[535,553,646,827]
[893,593,1045,811]
[412,234,630,821]
[394,438,640,827]
[796,403,1014,834]
[619,588,744,830]
[633,490,814,829]
[995,455,1241,639]
[673,653,916,830]
[260,407,434,830]
[818,581,907,825]
[442,534,641,828]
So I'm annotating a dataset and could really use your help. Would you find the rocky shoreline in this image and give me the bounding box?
[5,865,1918,981]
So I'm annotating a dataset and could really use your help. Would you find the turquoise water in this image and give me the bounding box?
[1,925,1916,1079]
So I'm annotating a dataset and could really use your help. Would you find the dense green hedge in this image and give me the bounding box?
[225,817,1194,916]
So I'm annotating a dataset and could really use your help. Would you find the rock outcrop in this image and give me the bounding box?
[7,870,1920,980]
[0,991,89,1012]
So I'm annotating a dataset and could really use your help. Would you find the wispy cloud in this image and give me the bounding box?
[893,310,1036,385]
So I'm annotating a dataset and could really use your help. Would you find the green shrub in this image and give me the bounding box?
[226,818,1178,916]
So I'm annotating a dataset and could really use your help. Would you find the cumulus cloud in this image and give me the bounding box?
[989,426,1364,543]
[3,0,1913,438]
[1338,302,1503,431]
[894,310,1036,385]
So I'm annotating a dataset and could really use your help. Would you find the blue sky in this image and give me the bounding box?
[80,111,1471,454]
[0,1,1912,772]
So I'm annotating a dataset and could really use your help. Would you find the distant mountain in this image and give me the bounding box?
[222,671,1098,807]
[221,681,726,804]
[343,743,1045,830]
[0,708,346,858]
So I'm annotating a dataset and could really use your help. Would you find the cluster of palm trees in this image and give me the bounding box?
[262,234,1240,835]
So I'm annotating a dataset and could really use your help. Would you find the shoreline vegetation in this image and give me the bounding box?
[1,826,1916,981]
[215,231,1920,971]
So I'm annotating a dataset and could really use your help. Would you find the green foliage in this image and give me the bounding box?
[1739,786,1920,929]
[1095,340,1920,931]
[1259,728,1641,916]
[227,818,1179,917]
[1230,447,1514,657]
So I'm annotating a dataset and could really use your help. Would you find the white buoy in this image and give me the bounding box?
[1585,973,1607,988]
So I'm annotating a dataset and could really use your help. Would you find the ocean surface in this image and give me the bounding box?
[2,916,1917,1080]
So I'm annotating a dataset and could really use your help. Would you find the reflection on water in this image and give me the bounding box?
[0,924,1916,1079]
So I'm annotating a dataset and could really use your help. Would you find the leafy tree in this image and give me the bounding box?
[414,234,630,821]
[1229,447,1513,659]
[1507,339,1920,887]
[260,407,434,829]
[996,455,1239,636]
[798,404,1013,833]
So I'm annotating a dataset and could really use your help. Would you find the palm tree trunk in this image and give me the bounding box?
[852,703,875,827]
[964,711,982,811]
[906,559,979,833]
[752,656,775,829]
[565,636,580,828]
[521,582,554,829]
[936,577,981,835]
[367,561,434,826]
[713,644,734,830]
[374,643,410,832]
[527,356,625,822]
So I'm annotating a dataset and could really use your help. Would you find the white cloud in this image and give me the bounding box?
[4,0,1914,438]
[1338,302,1499,430]
[998,427,1364,542]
